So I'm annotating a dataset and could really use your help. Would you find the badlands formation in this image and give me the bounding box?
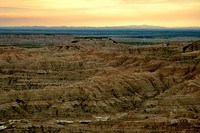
[0,38,199,132]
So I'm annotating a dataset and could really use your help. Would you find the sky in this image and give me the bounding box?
[0,0,200,27]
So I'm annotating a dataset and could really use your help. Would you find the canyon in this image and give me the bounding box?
[0,38,199,132]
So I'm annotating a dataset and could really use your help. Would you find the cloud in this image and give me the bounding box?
[0,0,118,9]
[120,0,200,4]
[0,0,199,27]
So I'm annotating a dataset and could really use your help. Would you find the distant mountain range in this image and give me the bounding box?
[0,25,200,30]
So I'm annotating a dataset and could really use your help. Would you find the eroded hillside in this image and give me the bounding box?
[0,38,199,132]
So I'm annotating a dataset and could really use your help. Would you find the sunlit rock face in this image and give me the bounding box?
[0,39,199,132]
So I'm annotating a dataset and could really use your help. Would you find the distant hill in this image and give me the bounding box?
[0,25,200,30]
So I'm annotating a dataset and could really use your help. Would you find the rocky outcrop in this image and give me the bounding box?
[183,40,200,52]
[0,39,199,132]
[47,38,128,52]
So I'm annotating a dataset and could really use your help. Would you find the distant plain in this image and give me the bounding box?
[1,28,200,48]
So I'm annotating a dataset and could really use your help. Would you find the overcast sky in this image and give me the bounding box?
[0,0,200,27]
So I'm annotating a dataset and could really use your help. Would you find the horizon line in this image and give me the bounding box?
[0,25,200,28]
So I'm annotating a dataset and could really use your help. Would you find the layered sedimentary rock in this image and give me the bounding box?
[0,39,199,132]
[183,40,200,52]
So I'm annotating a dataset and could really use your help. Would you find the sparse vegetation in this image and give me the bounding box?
[119,42,159,46]
[75,36,108,39]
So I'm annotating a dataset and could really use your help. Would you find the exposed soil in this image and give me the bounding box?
[0,38,199,132]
